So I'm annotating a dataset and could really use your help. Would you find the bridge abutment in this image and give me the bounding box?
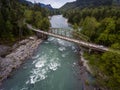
[36,32,48,40]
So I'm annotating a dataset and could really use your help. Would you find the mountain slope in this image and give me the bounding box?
[19,0,53,10]
[37,3,53,10]
[60,0,120,10]
[19,0,33,6]
[60,2,76,11]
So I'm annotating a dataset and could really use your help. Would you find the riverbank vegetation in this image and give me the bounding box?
[63,6,120,47]
[84,47,120,89]
[62,5,120,90]
[0,0,50,45]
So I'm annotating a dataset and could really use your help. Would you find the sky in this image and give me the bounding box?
[27,0,75,8]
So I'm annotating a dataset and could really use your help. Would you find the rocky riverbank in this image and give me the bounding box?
[0,36,42,85]
[80,51,92,73]
[0,45,11,57]
[78,49,95,90]
[79,52,104,90]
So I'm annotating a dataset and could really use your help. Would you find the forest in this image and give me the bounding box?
[0,0,50,45]
[60,0,120,11]
[63,5,120,90]
[63,6,120,47]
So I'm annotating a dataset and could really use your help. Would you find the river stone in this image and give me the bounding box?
[0,45,10,56]
[0,36,42,84]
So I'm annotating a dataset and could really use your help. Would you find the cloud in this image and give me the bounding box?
[27,0,75,8]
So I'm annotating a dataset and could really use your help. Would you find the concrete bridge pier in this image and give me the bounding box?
[36,32,48,40]
[36,32,41,38]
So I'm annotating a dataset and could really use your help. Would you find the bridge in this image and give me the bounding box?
[27,24,109,52]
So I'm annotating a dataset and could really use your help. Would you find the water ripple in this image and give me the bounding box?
[28,55,61,84]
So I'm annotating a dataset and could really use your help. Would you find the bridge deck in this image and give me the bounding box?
[27,24,109,52]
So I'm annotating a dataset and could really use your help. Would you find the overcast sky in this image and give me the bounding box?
[27,0,75,8]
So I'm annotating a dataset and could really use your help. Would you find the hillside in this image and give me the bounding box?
[60,0,120,10]
[0,0,50,44]
[62,0,120,89]
[38,3,53,10]
[19,0,53,10]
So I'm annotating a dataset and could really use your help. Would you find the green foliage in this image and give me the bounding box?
[73,23,79,30]
[72,23,90,41]
[40,18,50,31]
[84,51,120,90]
[60,0,120,11]
[111,43,120,50]
[96,18,117,46]
[81,17,100,41]
[63,3,120,90]
[100,52,120,89]
[24,7,50,31]
[0,0,50,44]
[24,10,33,23]
[64,6,120,47]
[64,6,120,24]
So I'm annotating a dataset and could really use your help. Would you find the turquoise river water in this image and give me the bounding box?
[0,15,92,90]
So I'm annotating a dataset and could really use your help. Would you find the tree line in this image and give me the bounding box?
[63,6,120,46]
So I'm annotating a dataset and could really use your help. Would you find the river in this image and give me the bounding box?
[0,15,93,90]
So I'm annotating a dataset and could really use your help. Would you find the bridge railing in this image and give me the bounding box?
[50,28,73,38]
[27,24,113,52]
